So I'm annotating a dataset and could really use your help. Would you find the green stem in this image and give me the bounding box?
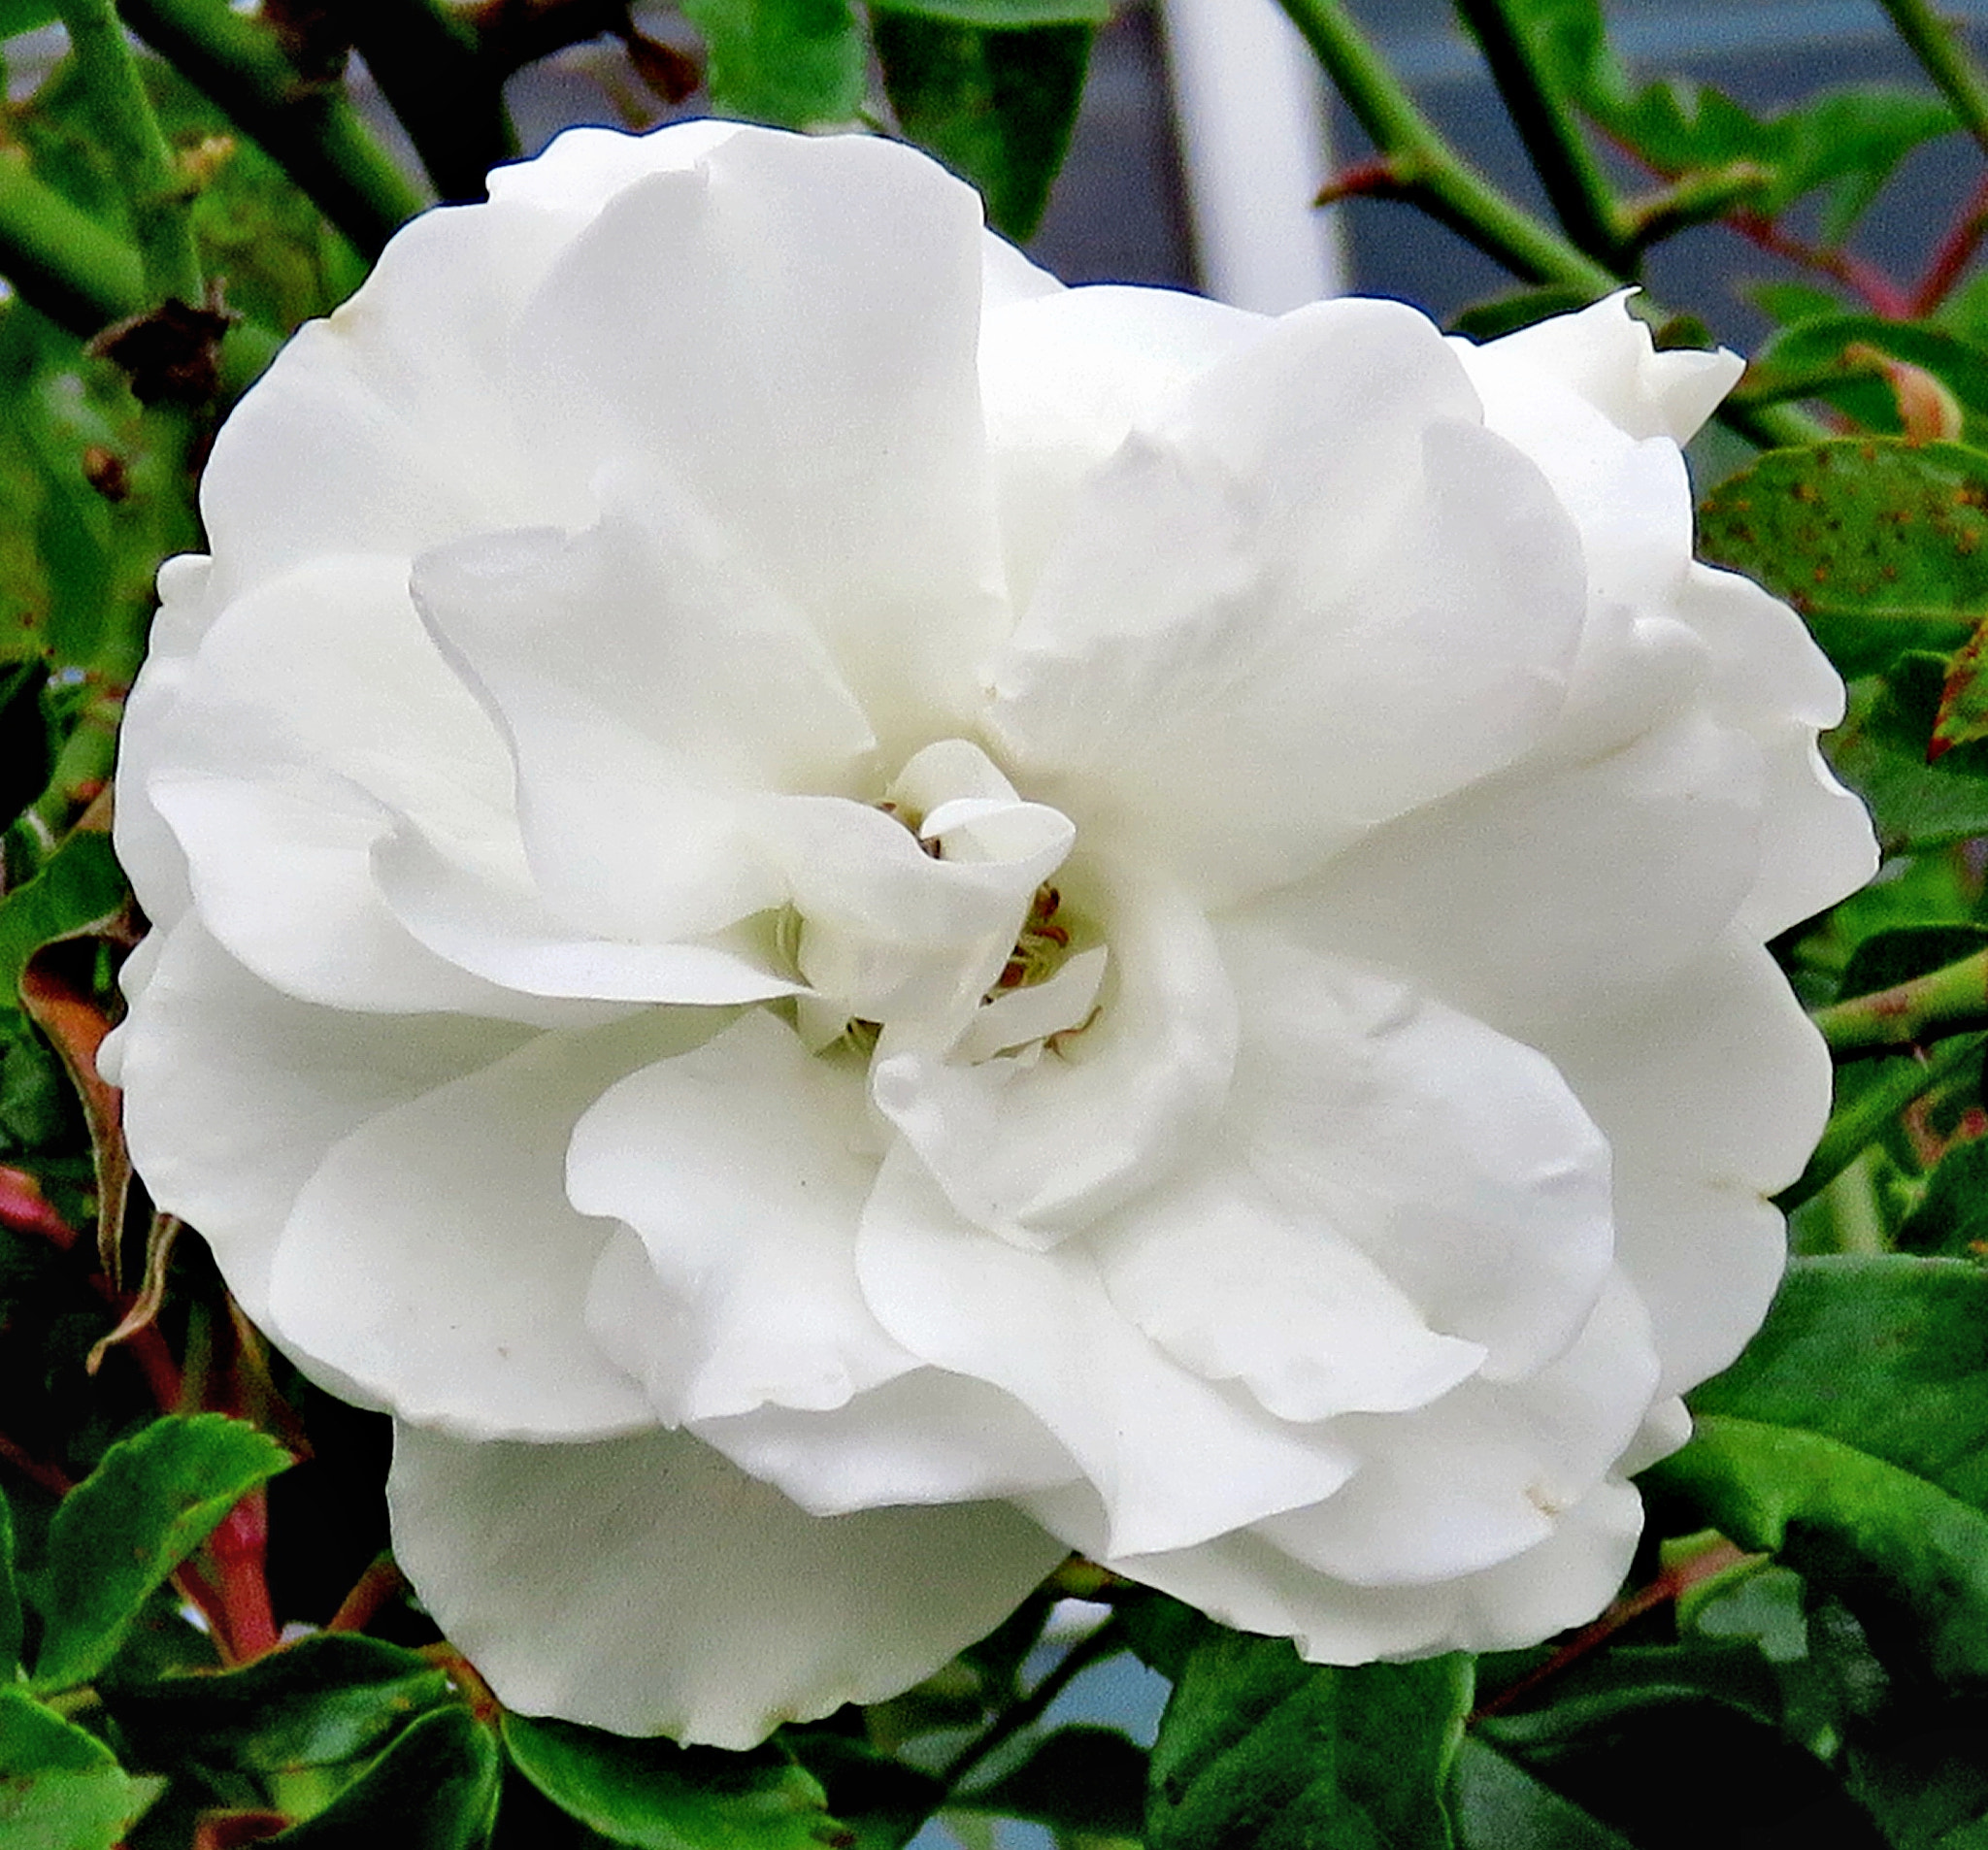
[116,0,426,255]
[0,153,146,334]
[1877,0,1988,164]
[1450,0,1623,267]
[940,1620,1125,1794]
[1274,0,1617,293]
[55,0,204,306]
[338,0,518,203]
[1812,948,1988,1059]
[1776,1034,1984,1212]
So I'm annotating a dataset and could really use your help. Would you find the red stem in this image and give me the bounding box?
[1911,174,1988,316]
[1729,211,1915,318]
[204,1489,280,1663]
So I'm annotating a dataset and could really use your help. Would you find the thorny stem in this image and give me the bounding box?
[338,0,518,203]
[1274,0,1619,295]
[116,0,426,256]
[0,154,147,337]
[1877,0,1988,166]
[939,1618,1127,1793]
[1812,948,1988,1058]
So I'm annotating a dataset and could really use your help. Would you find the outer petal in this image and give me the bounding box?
[506,130,1010,750]
[1542,935,1833,1392]
[1073,1475,1643,1665]
[264,1012,707,1438]
[116,918,530,1327]
[858,1148,1359,1559]
[1269,709,1767,1035]
[1462,292,1741,446]
[387,1422,1068,1747]
[139,553,581,1020]
[989,299,1587,905]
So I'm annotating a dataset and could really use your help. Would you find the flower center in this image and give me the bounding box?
[780,739,1103,1068]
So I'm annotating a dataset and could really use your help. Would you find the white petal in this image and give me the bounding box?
[265,1013,706,1438]
[372,821,800,1006]
[990,300,1586,904]
[140,554,578,1019]
[387,1421,1068,1747]
[1089,1158,1486,1426]
[116,919,529,1327]
[506,130,1009,749]
[1250,1272,1657,1586]
[1213,925,1616,1381]
[568,1010,912,1425]
[1047,1474,1641,1664]
[485,118,742,215]
[978,283,1266,602]
[1275,708,1767,1036]
[871,869,1234,1246]
[409,482,874,944]
[858,1148,1357,1558]
[1542,936,1828,1393]
[690,1366,1080,1516]
[1462,292,1741,446]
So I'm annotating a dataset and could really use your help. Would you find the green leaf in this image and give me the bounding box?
[0,1685,160,1850]
[1448,1737,1633,1850]
[273,1705,501,1848]
[782,1733,943,1850]
[1742,316,1988,446]
[33,1413,290,1692]
[1898,1138,1988,1258]
[1825,670,1988,854]
[1644,1415,1988,1685]
[681,0,865,128]
[870,0,1108,22]
[1519,0,1953,239]
[1644,1256,1988,1681]
[1145,1628,1470,1850]
[952,1726,1146,1836]
[106,1634,452,1772]
[0,830,126,1011]
[0,1486,18,1677]
[873,13,1091,238]
[1839,924,1988,999]
[1697,440,1988,678]
[501,1712,844,1850]
[0,0,59,36]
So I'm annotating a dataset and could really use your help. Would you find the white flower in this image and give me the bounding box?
[107,120,1875,1748]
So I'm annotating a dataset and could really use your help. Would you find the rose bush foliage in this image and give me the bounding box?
[105,121,1875,1747]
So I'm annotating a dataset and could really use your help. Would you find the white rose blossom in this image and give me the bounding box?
[106,120,1875,1748]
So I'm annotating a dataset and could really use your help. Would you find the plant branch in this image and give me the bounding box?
[1777,1033,1985,1212]
[116,0,425,255]
[333,0,518,202]
[1912,174,1988,316]
[940,1619,1125,1794]
[1451,0,1623,266]
[55,0,204,306]
[1877,0,1988,164]
[1813,949,1988,1059]
[1728,209,1915,320]
[0,152,147,336]
[1276,0,1618,294]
